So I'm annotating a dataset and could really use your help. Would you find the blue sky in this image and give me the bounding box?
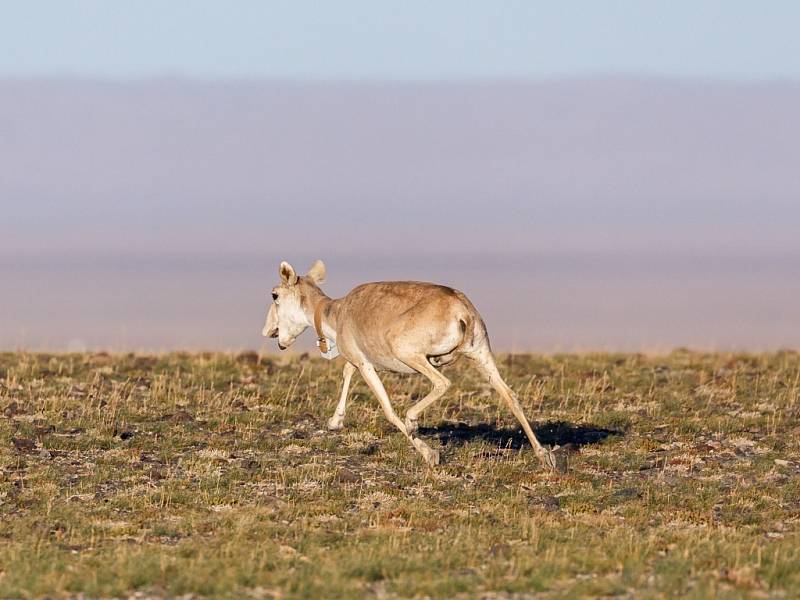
[1,0,799,81]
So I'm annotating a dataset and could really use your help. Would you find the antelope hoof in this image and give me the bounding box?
[327,416,344,431]
[422,446,440,467]
[412,438,440,466]
[404,416,419,435]
[540,446,568,473]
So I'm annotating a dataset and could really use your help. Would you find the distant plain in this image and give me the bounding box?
[2,78,800,353]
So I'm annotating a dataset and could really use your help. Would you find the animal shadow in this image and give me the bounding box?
[418,420,622,451]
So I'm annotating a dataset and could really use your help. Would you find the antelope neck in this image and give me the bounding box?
[313,297,333,353]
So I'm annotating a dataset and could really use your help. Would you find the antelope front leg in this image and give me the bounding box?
[328,362,356,431]
[358,363,440,466]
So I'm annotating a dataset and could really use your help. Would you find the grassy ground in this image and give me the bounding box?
[1,351,800,599]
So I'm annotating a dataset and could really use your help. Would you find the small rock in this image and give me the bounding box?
[774,459,792,467]
[67,493,94,503]
[236,351,260,365]
[230,398,249,411]
[3,401,22,417]
[38,449,53,460]
[640,456,667,471]
[333,467,362,484]
[170,410,195,423]
[139,452,159,463]
[613,487,641,500]
[536,496,562,512]
[35,423,55,436]
[69,386,87,398]
[11,437,36,453]
[360,443,379,456]
[488,542,511,557]
[259,495,289,510]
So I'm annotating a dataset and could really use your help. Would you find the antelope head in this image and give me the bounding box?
[262,259,326,349]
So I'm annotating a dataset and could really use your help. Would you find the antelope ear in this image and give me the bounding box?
[307,259,326,284]
[279,261,298,285]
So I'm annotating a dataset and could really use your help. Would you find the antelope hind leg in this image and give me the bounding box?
[399,355,451,435]
[468,347,565,472]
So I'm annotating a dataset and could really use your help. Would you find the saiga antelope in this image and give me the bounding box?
[262,260,559,470]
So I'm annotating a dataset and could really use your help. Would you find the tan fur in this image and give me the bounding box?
[262,260,558,469]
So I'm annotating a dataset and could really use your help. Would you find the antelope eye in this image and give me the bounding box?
[271,292,279,301]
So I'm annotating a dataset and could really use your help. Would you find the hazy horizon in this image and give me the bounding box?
[2,77,799,352]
